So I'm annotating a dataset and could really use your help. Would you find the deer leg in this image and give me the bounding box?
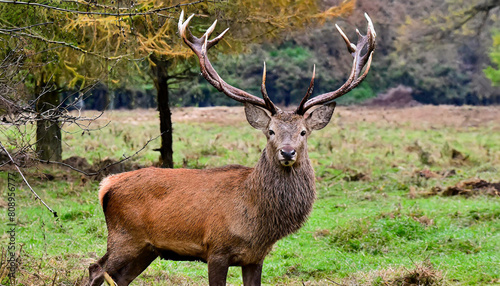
[88,253,109,286]
[207,255,230,286]
[242,263,263,286]
[89,240,155,286]
[112,248,158,285]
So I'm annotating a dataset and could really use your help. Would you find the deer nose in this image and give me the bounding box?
[280,147,296,161]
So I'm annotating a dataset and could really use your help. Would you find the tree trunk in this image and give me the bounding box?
[35,81,62,161]
[93,82,109,111]
[150,55,174,168]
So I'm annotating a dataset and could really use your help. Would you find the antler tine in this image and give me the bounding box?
[296,65,316,115]
[261,62,279,115]
[365,12,377,38]
[336,24,356,54]
[296,13,376,115]
[178,11,270,111]
[178,11,196,45]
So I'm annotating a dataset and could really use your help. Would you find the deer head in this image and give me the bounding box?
[244,102,335,167]
[178,11,376,168]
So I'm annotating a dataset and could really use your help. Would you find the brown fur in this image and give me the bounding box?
[87,103,336,286]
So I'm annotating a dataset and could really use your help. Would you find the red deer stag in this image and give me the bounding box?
[88,10,376,286]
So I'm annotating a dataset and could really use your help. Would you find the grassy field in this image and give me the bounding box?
[1,105,499,285]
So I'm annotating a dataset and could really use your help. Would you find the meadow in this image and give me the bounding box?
[0,105,499,285]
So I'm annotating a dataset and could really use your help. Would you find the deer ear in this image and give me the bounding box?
[305,102,336,130]
[245,103,271,131]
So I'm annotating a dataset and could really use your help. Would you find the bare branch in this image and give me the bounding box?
[0,0,205,17]
[0,142,58,218]
[420,0,499,40]
[0,22,54,33]
[0,30,129,61]
[59,0,131,11]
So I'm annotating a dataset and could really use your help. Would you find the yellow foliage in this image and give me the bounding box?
[115,0,353,59]
[316,0,355,25]
[1,0,354,88]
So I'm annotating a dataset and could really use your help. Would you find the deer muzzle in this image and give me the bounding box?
[278,146,297,167]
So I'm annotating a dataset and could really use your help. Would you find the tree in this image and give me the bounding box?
[485,31,500,86]
[389,0,500,104]
[0,1,114,161]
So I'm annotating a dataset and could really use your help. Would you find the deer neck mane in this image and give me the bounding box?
[245,148,316,242]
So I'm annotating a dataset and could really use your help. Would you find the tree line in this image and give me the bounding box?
[64,0,500,111]
[175,0,500,107]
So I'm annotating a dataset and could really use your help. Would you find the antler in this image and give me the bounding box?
[296,13,376,115]
[178,11,279,114]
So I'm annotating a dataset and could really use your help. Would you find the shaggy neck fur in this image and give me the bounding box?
[245,148,316,245]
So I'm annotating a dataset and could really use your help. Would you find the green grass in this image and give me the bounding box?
[0,107,499,285]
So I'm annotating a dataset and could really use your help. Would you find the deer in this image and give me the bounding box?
[87,10,376,286]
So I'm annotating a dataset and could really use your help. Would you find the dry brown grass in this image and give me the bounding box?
[339,105,500,130]
[76,105,500,129]
[340,260,444,286]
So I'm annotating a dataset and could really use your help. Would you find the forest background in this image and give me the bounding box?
[2,0,500,111]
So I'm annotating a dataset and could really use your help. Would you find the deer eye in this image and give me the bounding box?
[269,130,275,136]
[300,130,307,136]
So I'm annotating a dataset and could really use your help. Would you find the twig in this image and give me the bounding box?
[0,22,54,33]
[0,30,128,61]
[60,0,131,11]
[325,277,343,285]
[50,271,57,286]
[0,142,58,218]
[104,272,117,285]
[0,0,204,17]
[38,133,163,176]
[36,159,96,176]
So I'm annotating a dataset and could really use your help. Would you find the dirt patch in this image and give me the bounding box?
[343,170,370,182]
[62,156,92,171]
[0,149,36,169]
[338,105,500,130]
[415,169,456,180]
[364,85,420,108]
[0,155,143,185]
[430,179,500,197]
[173,106,247,126]
[56,156,143,181]
[91,158,142,180]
